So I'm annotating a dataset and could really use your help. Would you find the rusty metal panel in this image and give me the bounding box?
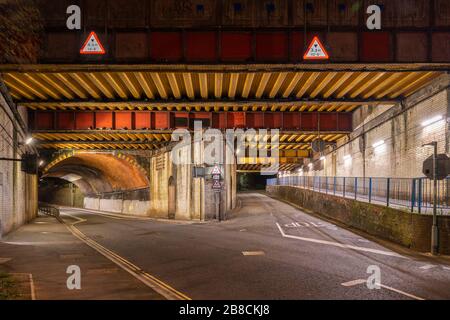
[255,32,288,61]
[361,32,393,62]
[283,113,301,130]
[115,112,132,129]
[435,0,450,26]
[135,112,151,129]
[37,0,75,28]
[255,0,289,27]
[95,112,113,129]
[293,0,327,26]
[150,32,183,62]
[364,0,429,28]
[246,113,264,129]
[85,0,107,27]
[328,0,359,26]
[173,112,189,128]
[186,32,217,62]
[301,113,318,131]
[327,32,358,62]
[337,113,352,131]
[150,0,217,27]
[227,112,246,128]
[109,0,147,28]
[392,0,430,27]
[319,113,338,131]
[43,32,77,61]
[222,0,255,26]
[396,33,428,62]
[221,32,252,62]
[265,113,283,128]
[290,31,304,62]
[363,0,396,28]
[212,113,227,129]
[36,112,54,130]
[56,112,75,130]
[432,33,450,62]
[75,112,94,130]
[115,32,148,60]
[153,112,170,129]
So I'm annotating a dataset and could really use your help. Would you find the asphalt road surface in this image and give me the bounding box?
[58,192,450,300]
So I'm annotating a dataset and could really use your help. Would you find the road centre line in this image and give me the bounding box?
[60,212,191,300]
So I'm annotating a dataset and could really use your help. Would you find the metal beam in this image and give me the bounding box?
[20,97,399,109]
[3,64,450,73]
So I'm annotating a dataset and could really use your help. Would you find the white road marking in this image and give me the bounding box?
[242,251,265,256]
[341,279,366,287]
[284,221,337,230]
[443,266,450,271]
[9,273,36,300]
[341,279,425,300]
[276,223,406,259]
[60,211,191,300]
[29,273,36,300]
[420,264,437,270]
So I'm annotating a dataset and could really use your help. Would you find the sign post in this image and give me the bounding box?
[211,165,223,221]
[422,142,440,255]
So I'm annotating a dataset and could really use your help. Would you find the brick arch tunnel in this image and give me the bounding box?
[39,152,150,215]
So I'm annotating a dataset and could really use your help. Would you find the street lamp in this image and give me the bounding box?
[422,141,439,255]
[25,137,34,145]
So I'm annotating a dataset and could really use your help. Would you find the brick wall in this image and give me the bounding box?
[267,185,450,254]
[0,93,38,236]
[305,75,450,179]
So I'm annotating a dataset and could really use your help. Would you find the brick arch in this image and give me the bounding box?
[42,152,149,194]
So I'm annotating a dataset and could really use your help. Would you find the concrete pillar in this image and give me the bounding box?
[149,133,237,221]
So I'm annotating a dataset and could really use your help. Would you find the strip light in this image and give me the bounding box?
[421,115,443,127]
[372,140,385,148]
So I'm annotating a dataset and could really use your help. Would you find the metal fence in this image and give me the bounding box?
[267,176,450,214]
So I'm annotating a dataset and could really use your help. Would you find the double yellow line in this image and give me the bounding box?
[62,213,191,300]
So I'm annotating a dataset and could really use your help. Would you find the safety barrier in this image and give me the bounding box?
[38,203,60,218]
[267,176,450,214]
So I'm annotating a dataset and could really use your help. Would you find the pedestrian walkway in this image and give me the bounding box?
[0,214,163,300]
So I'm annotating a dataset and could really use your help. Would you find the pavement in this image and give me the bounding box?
[1,192,450,300]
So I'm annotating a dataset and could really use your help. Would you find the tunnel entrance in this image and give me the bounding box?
[237,173,276,192]
[39,151,150,215]
[39,177,84,208]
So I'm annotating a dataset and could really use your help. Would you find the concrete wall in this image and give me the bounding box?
[149,136,237,220]
[305,74,450,178]
[83,197,151,216]
[0,90,38,236]
[39,179,84,207]
[267,185,450,254]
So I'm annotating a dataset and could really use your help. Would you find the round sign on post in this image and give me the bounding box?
[422,154,450,180]
[311,139,326,153]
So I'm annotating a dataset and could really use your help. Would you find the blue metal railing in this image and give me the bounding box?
[267,176,450,214]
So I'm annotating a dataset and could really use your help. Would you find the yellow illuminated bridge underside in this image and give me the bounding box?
[0,64,444,171]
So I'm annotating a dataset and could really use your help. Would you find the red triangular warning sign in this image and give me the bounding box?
[211,165,221,175]
[212,180,222,190]
[80,31,106,55]
[303,36,329,60]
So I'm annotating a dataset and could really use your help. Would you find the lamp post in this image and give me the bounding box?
[423,141,439,255]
